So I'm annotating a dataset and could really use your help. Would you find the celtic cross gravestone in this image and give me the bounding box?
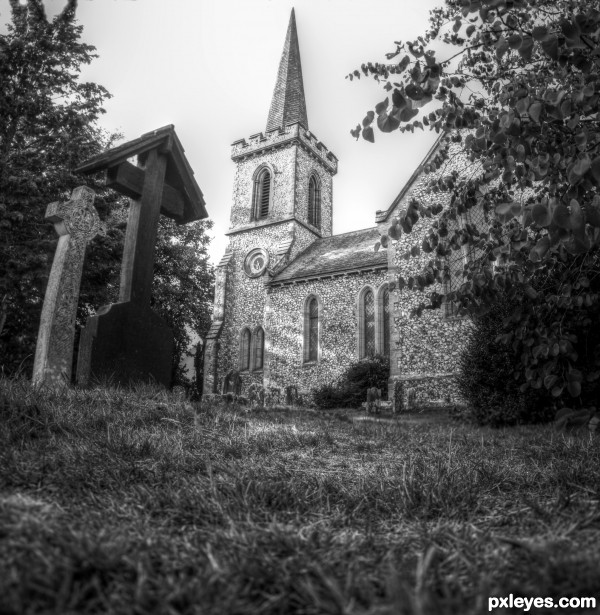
[32,186,100,387]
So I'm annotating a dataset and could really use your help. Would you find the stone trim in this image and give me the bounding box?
[376,282,390,356]
[375,132,446,223]
[269,264,387,287]
[232,130,337,174]
[226,215,322,238]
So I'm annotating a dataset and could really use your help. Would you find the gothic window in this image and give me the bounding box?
[363,290,376,357]
[253,327,264,371]
[304,296,320,363]
[308,174,321,229]
[378,285,390,356]
[239,328,251,371]
[253,168,272,220]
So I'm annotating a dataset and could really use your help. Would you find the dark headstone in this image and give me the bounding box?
[77,302,173,387]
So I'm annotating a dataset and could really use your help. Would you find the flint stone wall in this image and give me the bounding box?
[384,139,475,405]
[265,270,389,398]
[229,131,333,237]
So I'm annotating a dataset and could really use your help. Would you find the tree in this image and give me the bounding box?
[0,0,215,384]
[152,215,214,386]
[456,294,553,425]
[352,0,600,408]
[0,0,119,375]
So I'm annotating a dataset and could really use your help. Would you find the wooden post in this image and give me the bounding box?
[119,149,168,307]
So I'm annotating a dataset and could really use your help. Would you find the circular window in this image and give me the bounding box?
[244,248,269,278]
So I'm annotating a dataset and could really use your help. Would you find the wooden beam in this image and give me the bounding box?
[105,161,184,220]
[119,149,167,306]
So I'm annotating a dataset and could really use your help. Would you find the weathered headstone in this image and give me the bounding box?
[32,186,100,387]
[75,126,207,388]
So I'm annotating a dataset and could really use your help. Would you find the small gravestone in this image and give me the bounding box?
[32,186,100,387]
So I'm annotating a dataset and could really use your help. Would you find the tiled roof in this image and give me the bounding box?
[270,227,387,284]
[266,9,309,132]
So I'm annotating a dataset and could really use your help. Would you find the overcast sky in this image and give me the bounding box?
[2,0,445,264]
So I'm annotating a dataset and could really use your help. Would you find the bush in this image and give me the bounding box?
[457,299,553,427]
[312,355,389,410]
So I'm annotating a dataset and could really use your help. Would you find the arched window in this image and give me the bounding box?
[304,296,320,363]
[308,174,321,229]
[379,286,390,356]
[253,168,271,220]
[363,290,376,357]
[239,328,251,371]
[253,327,264,371]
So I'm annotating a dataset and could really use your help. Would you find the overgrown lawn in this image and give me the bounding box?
[1,379,599,614]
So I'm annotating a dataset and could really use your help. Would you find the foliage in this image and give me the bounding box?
[312,354,389,409]
[151,215,214,385]
[0,0,214,381]
[2,376,600,614]
[457,296,553,426]
[352,0,600,407]
[0,0,118,374]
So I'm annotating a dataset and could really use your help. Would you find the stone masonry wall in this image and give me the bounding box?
[229,146,296,229]
[216,223,296,394]
[211,123,338,396]
[383,139,476,407]
[294,146,333,237]
[265,270,389,398]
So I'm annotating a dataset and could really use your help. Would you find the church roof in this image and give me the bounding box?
[266,9,309,132]
[270,227,387,284]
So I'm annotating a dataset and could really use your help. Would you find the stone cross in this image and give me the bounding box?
[32,186,100,387]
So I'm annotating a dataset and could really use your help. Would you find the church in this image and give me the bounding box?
[203,10,473,408]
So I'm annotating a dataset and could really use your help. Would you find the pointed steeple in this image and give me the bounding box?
[266,9,309,132]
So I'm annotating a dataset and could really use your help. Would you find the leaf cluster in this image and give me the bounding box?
[355,0,600,406]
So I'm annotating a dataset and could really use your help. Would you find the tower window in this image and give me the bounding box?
[308,175,321,229]
[253,168,272,220]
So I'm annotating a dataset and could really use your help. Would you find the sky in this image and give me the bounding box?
[1,0,445,265]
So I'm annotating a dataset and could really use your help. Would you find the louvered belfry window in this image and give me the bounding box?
[240,328,251,371]
[364,290,376,357]
[382,287,390,356]
[254,327,264,370]
[308,175,321,229]
[308,298,319,362]
[254,168,271,220]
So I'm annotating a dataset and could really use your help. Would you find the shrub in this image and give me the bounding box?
[312,355,390,410]
[457,299,553,427]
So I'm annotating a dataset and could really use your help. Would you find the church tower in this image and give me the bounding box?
[204,9,338,395]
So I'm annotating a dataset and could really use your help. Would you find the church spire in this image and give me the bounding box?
[266,8,309,132]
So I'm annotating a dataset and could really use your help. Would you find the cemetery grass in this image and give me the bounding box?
[1,381,599,615]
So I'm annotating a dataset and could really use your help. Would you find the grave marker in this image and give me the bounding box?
[32,186,100,387]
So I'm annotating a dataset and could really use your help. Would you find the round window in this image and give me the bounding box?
[244,248,269,278]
